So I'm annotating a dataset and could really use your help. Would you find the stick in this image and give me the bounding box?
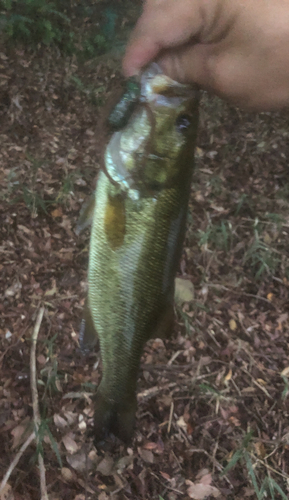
[30,306,49,500]
[0,432,35,494]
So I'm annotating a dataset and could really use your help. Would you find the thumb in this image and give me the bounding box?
[123,36,162,77]
[157,44,216,89]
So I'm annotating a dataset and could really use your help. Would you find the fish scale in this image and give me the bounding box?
[81,63,199,443]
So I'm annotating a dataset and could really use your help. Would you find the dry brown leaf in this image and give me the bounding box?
[54,414,68,429]
[61,467,74,482]
[143,442,157,450]
[0,483,14,500]
[96,456,114,476]
[37,354,46,365]
[51,207,63,218]
[229,319,237,331]
[176,416,187,431]
[160,471,171,481]
[138,448,154,464]
[11,420,31,449]
[116,455,134,472]
[281,366,289,377]
[62,434,78,454]
[98,493,109,500]
[254,442,266,459]
[66,451,87,472]
[174,278,194,305]
[44,286,58,296]
[186,480,221,499]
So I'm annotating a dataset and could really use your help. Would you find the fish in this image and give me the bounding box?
[80,63,199,443]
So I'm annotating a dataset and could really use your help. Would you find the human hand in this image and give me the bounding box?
[123,0,289,110]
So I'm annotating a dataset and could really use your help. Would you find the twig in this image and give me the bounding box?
[205,283,276,306]
[30,306,49,500]
[0,432,35,494]
[167,402,174,434]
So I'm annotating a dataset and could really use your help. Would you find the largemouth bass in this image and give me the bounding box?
[81,64,199,443]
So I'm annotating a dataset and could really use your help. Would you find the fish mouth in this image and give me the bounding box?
[103,64,197,198]
[141,63,197,106]
[104,106,152,199]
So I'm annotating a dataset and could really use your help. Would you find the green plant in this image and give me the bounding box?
[69,74,106,105]
[197,220,233,253]
[15,155,53,215]
[243,221,281,279]
[281,375,289,400]
[264,212,285,230]
[208,174,223,196]
[222,432,287,499]
[34,419,62,468]
[80,6,118,59]
[0,0,73,48]
[39,333,61,398]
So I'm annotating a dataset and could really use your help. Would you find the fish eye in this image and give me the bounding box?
[176,114,191,133]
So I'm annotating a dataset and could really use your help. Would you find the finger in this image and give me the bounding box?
[123,0,203,76]
[123,36,163,77]
[157,44,215,86]
[158,45,276,110]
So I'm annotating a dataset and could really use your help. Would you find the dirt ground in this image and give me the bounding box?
[1,16,289,500]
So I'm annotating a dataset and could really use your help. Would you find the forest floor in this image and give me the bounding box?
[1,7,289,500]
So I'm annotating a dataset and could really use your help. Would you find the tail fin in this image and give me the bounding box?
[93,389,137,444]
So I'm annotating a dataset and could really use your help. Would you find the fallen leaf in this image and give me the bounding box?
[281,366,289,377]
[160,471,171,481]
[116,455,134,472]
[62,434,78,454]
[61,467,74,482]
[44,286,58,296]
[11,419,31,449]
[66,451,87,472]
[37,354,46,365]
[174,278,194,305]
[254,442,266,459]
[176,416,187,431]
[143,442,157,450]
[186,480,221,499]
[51,207,63,218]
[98,493,109,500]
[0,483,14,500]
[4,282,22,298]
[96,456,114,476]
[138,448,154,464]
[54,414,68,429]
[229,319,237,331]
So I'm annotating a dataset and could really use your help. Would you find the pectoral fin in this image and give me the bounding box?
[75,193,95,235]
[79,301,98,353]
